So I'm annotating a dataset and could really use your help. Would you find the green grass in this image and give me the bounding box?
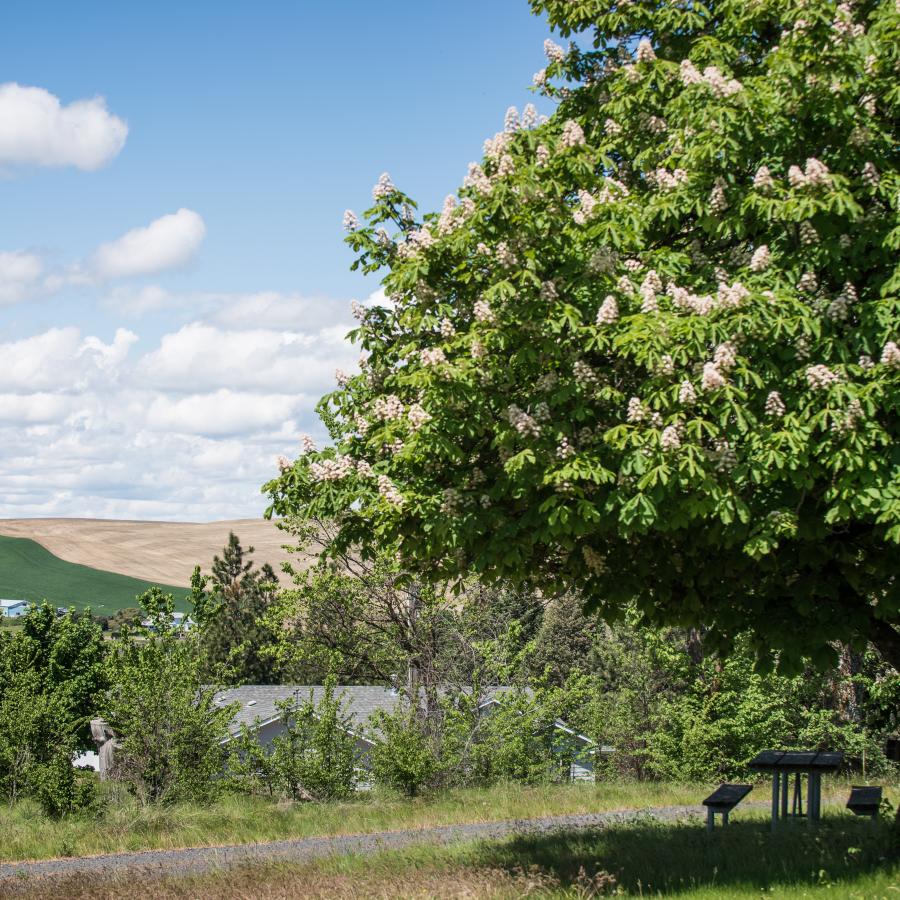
[0,781,713,863]
[10,808,899,898]
[0,535,190,615]
[1,779,894,866]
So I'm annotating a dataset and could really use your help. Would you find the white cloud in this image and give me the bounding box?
[91,209,206,280]
[0,83,127,171]
[0,251,44,306]
[144,389,302,436]
[137,322,356,393]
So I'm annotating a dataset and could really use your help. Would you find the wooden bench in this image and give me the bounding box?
[702,783,753,830]
[846,786,881,820]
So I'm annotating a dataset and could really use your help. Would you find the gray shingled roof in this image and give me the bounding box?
[216,685,540,741]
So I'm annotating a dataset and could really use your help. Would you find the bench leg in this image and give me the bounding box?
[781,771,789,820]
[707,808,714,832]
[772,772,780,831]
[722,810,729,826]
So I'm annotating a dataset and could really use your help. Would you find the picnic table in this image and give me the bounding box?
[748,750,843,830]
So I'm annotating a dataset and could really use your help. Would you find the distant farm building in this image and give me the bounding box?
[1,598,29,618]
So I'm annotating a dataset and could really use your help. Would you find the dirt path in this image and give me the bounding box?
[0,804,706,888]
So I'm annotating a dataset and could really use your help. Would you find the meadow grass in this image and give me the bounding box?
[0,780,708,862]
[0,778,894,865]
[0,534,189,615]
[10,808,898,898]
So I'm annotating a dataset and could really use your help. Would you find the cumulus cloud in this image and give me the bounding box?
[91,209,206,280]
[0,251,44,306]
[0,83,127,171]
[0,310,356,518]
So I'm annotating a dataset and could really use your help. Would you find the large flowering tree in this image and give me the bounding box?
[268,0,900,671]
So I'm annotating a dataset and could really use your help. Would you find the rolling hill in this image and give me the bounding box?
[0,518,303,588]
[0,535,191,615]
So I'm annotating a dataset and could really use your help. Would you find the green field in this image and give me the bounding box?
[0,535,190,615]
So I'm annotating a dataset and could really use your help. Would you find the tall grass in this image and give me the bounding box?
[0,780,708,862]
[8,809,898,898]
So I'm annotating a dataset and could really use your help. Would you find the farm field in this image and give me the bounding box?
[0,535,190,615]
[0,518,301,588]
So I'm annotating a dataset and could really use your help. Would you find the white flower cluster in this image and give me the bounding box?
[668,285,714,316]
[573,189,598,224]
[574,360,600,387]
[765,391,786,417]
[716,281,750,309]
[420,347,446,366]
[474,299,495,323]
[541,280,558,301]
[301,434,317,454]
[533,68,547,87]
[436,195,459,235]
[377,474,403,506]
[604,118,622,136]
[658,355,675,376]
[396,228,436,259]
[882,341,900,367]
[556,436,575,459]
[640,270,663,313]
[714,341,738,371]
[789,158,831,188]
[372,172,395,200]
[710,439,737,473]
[806,364,841,389]
[861,162,879,186]
[623,64,641,83]
[522,103,538,129]
[544,39,565,63]
[750,245,771,272]
[753,165,775,191]
[649,167,688,191]
[350,299,367,322]
[440,317,456,338]
[335,368,350,387]
[463,162,491,194]
[471,339,486,359]
[627,397,647,422]
[709,178,728,214]
[407,403,431,430]
[827,282,857,321]
[703,66,743,98]
[276,455,292,473]
[832,3,865,40]
[583,546,607,575]
[701,362,727,391]
[310,455,354,482]
[507,404,541,438]
[342,209,359,232]
[798,271,818,292]
[483,131,511,160]
[679,381,697,405]
[636,39,656,62]
[660,423,682,451]
[496,242,517,267]
[504,106,520,133]
[560,120,586,148]
[373,395,404,420]
[596,295,619,325]
[799,221,819,247]
[679,59,704,85]
[535,144,550,167]
[858,354,874,369]
[597,178,630,204]
[832,398,864,433]
[353,414,370,436]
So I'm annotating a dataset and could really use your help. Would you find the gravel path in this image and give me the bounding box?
[0,803,710,888]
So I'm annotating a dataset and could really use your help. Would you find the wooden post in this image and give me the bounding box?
[771,772,780,830]
[707,807,714,832]
[723,810,730,826]
[781,771,789,820]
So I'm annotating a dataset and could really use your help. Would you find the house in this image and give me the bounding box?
[140,611,193,632]
[215,685,612,782]
[0,598,30,618]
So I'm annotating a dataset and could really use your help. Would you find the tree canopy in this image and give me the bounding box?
[267,0,899,670]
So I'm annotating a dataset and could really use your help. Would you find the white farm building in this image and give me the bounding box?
[0,599,30,618]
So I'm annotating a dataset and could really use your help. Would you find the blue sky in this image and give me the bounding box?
[0,1,557,520]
